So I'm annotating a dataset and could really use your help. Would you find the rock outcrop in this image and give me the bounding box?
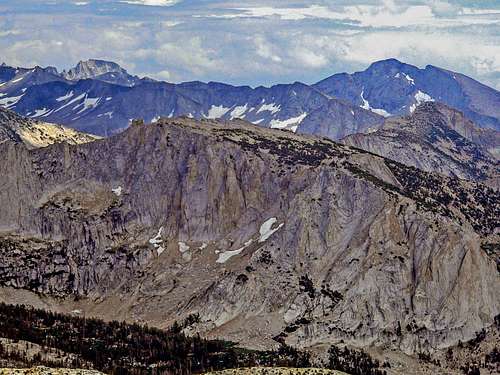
[342,102,499,188]
[0,107,99,149]
[0,117,498,358]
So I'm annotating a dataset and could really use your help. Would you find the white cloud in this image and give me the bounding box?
[152,70,171,80]
[198,4,500,28]
[254,35,282,63]
[120,0,181,6]
[0,29,21,37]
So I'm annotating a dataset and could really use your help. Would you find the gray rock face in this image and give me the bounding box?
[342,102,500,188]
[298,99,381,139]
[0,117,498,357]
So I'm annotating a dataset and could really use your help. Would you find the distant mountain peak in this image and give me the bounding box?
[314,59,500,130]
[63,59,127,80]
[367,58,405,68]
[61,59,145,87]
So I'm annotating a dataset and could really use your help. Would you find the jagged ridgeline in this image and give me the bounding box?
[0,117,498,367]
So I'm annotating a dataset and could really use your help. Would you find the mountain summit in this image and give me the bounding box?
[314,58,500,130]
[62,59,142,87]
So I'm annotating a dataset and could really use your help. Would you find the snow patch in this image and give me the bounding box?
[55,93,86,113]
[403,73,415,85]
[252,119,264,124]
[410,90,434,112]
[371,108,392,117]
[230,104,248,119]
[31,108,51,117]
[149,227,163,249]
[178,242,190,253]
[259,218,284,243]
[11,77,23,83]
[216,239,253,264]
[270,113,307,131]
[360,90,391,117]
[257,102,281,114]
[98,111,114,119]
[56,91,74,102]
[0,93,24,108]
[199,243,208,250]
[76,96,100,114]
[111,186,122,196]
[206,105,230,119]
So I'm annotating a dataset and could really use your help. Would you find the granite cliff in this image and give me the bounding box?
[0,117,498,364]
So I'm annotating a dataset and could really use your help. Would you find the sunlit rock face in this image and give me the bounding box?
[0,117,498,357]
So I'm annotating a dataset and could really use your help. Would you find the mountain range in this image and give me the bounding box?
[1,58,499,138]
[0,58,499,374]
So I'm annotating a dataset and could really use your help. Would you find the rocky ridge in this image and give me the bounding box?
[0,107,99,149]
[342,102,500,188]
[0,117,498,363]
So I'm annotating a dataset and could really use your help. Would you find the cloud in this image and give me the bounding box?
[119,0,181,6]
[197,3,500,27]
[254,35,282,63]
[0,0,498,89]
[151,70,171,80]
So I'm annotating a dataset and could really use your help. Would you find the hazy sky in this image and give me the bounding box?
[0,0,499,88]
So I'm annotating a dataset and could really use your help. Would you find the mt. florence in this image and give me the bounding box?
[1,58,499,137]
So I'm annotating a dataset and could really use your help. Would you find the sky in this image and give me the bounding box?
[0,0,499,89]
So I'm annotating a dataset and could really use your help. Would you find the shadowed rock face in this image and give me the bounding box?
[342,102,500,188]
[0,117,498,357]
